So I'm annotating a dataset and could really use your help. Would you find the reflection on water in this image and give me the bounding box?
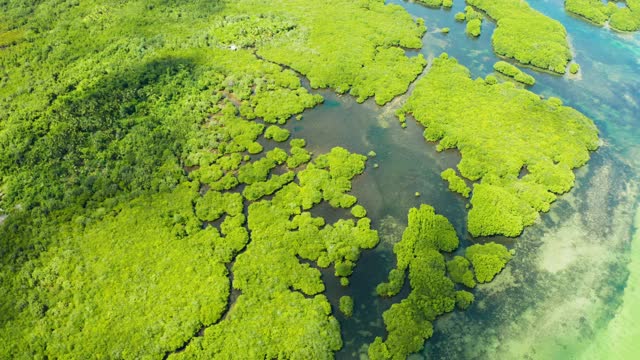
[291,0,639,358]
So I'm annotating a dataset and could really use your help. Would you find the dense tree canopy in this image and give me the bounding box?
[467,0,573,72]
[0,0,603,358]
[565,0,640,32]
[0,0,429,357]
[370,205,510,359]
[399,54,599,237]
[493,61,536,85]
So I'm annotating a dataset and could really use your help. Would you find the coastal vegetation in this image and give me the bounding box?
[399,54,599,237]
[565,0,640,32]
[493,61,536,85]
[570,63,581,74]
[0,0,609,358]
[466,0,573,72]
[369,205,511,359]
[0,0,432,357]
[339,296,354,317]
[466,19,482,37]
[441,168,471,198]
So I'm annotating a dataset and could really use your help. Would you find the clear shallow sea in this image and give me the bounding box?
[289,0,640,358]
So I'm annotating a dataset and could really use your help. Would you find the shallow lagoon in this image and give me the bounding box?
[287,0,639,358]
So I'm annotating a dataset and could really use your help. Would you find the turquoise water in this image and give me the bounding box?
[290,0,639,358]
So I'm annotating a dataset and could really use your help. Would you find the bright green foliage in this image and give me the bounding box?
[348,47,428,105]
[287,147,312,169]
[266,147,289,165]
[566,0,640,32]
[173,293,342,360]
[441,168,471,198]
[208,173,240,192]
[0,0,394,357]
[465,242,512,283]
[465,6,483,21]
[441,27,450,33]
[339,296,354,317]
[466,18,482,37]
[610,2,640,31]
[264,125,291,142]
[493,61,536,85]
[455,12,466,21]
[455,290,475,310]
[255,0,428,105]
[416,0,452,8]
[376,268,407,297]
[417,0,445,7]
[0,184,232,358]
[467,0,572,72]
[570,63,581,74]
[242,171,296,201]
[485,74,498,85]
[371,205,459,359]
[249,89,324,123]
[368,150,377,157]
[566,0,618,25]
[176,145,377,359]
[399,54,599,237]
[315,147,367,180]
[447,256,476,288]
[290,138,307,148]
[351,204,368,218]
[238,157,277,184]
[195,191,244,222]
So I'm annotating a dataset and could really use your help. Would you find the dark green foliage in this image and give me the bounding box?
[455,290,475,310]
[466,242,512,283]
[399,54,599,237]
[339,296,354,317]
[467,0,573,72]
[493,61,536,85]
